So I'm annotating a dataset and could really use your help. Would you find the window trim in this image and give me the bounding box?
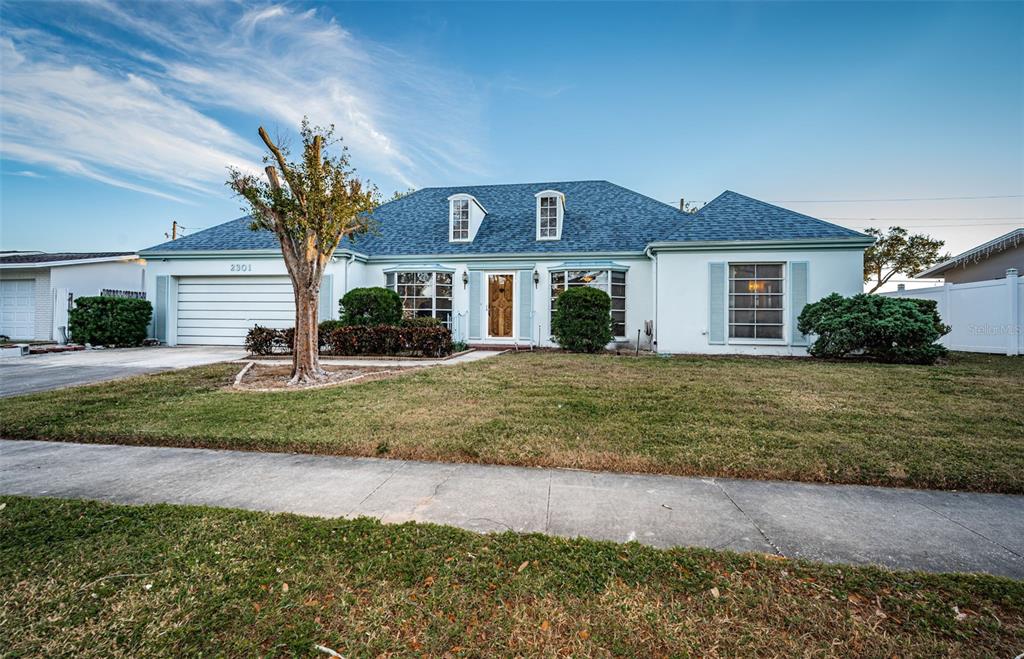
[726,261,786,344]
[549,267,627,338]
[386,270,454,329]
[535,190,565,241]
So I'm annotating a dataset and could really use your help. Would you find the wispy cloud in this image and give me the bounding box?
[0,2,485,200]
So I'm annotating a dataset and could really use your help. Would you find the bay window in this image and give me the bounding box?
[385,271,453,328]
[728,263,784,340]
[550,269,626,337]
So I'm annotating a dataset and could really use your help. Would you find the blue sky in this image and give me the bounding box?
[1,1,1021,262]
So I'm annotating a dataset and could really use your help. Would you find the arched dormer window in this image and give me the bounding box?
[535,190,565,241]
[448,193,486,243]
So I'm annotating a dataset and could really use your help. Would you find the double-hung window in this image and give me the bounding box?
[450,199,470,241]
[728,263,784,340]
[386,272,454,328]
[550,269,627,337]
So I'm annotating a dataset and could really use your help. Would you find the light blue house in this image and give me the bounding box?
[140,181,872,354]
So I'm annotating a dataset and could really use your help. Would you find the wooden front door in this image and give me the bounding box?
[487,274,514,338]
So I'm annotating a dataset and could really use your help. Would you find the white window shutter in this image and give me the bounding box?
[517,269,533,341]
[790,261,809,346]
[708,262,726,344]
[319,274,333,322]
[153,275,169,343]
[468,271,482,339]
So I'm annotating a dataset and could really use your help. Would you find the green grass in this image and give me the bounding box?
[2,496,1021,656]
[1,351,1022,492]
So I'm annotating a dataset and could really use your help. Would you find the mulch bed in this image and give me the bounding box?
[244,349,475,362]
[232,363,416,392]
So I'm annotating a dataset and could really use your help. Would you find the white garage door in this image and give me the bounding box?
[0,279,36,340]
[176,276,295,345]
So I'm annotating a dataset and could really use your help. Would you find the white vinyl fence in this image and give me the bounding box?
[882,268,1021,355]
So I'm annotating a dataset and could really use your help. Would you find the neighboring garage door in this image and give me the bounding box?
[0,279,36,340]
[176,276,294,345]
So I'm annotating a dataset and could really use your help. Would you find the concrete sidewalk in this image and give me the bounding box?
[2,439,1021,578]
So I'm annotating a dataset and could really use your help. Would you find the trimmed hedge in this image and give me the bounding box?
[323,324,452,357]
[551,286,613,353]
[246,323,452,358]
[797,293,950,365]
[340,287,403,326]
[68,296,152,347]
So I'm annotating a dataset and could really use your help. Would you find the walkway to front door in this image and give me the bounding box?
[487,273,514,338]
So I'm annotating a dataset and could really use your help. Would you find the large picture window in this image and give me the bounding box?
[386,272,453,328]
[550,269,626,337]
[728,263,784,340]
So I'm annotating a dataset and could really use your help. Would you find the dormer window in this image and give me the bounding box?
[451,199,470,241]
[448,193,486,243]
[535,190,565,241]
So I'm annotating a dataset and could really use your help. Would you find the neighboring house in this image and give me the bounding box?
[0,252,145,342]
[915,228,1023,284]
[139,181,872,355]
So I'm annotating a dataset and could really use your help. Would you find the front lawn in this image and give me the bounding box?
[2,496,1021,656]
[1,351,1021,492]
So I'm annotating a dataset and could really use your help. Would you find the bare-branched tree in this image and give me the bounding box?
[228,119,379,384]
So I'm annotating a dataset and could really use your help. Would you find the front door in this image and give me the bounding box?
[487,274,514,338]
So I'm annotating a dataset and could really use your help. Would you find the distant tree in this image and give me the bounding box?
[227,119,380,385]
[678,198,704,214]
[390,188,416,201]
[863,226,947,293]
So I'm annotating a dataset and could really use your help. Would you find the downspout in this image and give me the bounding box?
[644,244,657,352]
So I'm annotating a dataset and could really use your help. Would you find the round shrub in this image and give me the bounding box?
[797,293,950,365]
[551,287,613,353]
[339,287,402,326]
[68,296,153,347]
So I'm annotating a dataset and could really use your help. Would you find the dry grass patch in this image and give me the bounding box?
[1,351,1021,492]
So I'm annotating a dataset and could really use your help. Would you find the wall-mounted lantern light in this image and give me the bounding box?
[532,269,540,288]
[462,270,469,289]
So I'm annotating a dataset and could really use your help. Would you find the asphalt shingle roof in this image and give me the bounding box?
[141,182,869,256]
[668,191,868,242]
[0,252,135,265]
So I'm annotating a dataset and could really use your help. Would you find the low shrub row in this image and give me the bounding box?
[245,321,453,358]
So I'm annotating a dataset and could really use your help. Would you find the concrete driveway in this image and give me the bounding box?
[0,346,245,397]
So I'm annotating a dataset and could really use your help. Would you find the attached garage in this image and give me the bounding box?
[0,279,36,340]
[176,276,295,346]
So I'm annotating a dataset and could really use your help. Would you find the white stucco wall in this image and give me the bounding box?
[145,254,652,348]
[354,257,652,348]
[654,248,865,355]
[142,248,863,353]
[0,259,143,341]
[49,260,145,298]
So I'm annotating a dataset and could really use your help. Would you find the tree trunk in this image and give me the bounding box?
[290,281,323,385]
